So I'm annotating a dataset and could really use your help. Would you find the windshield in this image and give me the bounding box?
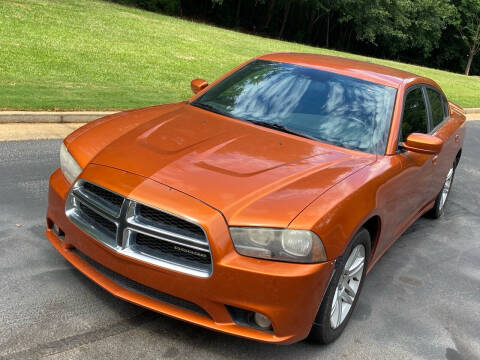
[191,60,397,154]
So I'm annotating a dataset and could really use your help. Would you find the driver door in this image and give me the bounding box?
[377,85,435,254]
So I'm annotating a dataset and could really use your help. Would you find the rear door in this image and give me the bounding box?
[424,86,457,198]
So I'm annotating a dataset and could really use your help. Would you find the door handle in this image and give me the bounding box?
[455,134,460,143]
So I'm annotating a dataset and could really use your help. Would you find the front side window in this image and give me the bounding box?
[400,88,428,142]
[426,88,445,129]
[192,60,397,154]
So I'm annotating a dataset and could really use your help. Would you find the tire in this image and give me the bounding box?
[308,228,371,345]
[426,161,456,219]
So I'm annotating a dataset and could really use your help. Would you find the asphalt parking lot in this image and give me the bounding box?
[1,121,479,360]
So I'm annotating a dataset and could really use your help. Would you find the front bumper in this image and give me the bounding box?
[46,165,334,344]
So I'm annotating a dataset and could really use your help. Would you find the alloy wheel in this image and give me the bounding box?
[439,167,454,212]
[330,244,365,329]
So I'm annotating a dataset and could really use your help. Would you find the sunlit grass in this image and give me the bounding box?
[0,0,479,110]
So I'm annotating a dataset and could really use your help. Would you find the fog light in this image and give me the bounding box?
[52,222,65,240]
[254,312,271,329]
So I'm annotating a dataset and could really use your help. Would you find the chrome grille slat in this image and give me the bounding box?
[73,186,121,218]
[132,233,212,268]
[83,182,124,209]
[126,217,210,250]
[73,180,124,218]
[77,201,118,236]
[126,226,210,253]
[66,197,118,249]
[74,192,118,223]
[136,204,206,241]
[65,180,213,277]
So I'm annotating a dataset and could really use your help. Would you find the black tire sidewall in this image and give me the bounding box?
[308,228,371,345]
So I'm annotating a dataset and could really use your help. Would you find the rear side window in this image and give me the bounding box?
[426,88,445,129]
[401,88,428,141]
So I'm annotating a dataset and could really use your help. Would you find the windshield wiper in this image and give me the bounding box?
[192,102,217,112]
[190,102,230,118]
[192,104,319,142]
[247,120,318,141]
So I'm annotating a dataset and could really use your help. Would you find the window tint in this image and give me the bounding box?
[426,88,444,129]
[401,88,428,141]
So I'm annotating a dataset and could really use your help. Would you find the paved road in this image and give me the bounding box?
[1,123,479,360]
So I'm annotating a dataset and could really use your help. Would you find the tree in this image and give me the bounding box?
[318,0,337,47]
[278,0,293,38]
[211,0,245,28]
[454,0,480,75]
[235,0,242,27]
[301,0,332,46]
[264,0,276,29]
[338,0,454,58]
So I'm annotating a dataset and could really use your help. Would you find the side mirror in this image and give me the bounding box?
[191,78,208,94]
[402,133,443,155]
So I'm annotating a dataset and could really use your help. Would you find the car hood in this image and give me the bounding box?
[89,103,375,227]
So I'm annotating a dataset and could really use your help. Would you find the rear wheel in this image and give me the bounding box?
[426,161,456,219]
[308,228,371,344]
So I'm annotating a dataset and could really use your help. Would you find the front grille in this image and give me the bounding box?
[83,182,124,210]
[137,204,206,240]
[73,249,210,318]
[66,180,213,277]
[134,232,212,266]
[78,202,117,237]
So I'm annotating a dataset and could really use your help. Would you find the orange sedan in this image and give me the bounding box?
[46,53,466,345]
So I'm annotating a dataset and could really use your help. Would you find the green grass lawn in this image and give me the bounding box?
[1,0,479,110]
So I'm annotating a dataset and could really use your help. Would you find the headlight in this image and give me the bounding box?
[60,143,82,184]
[229,227,326,263]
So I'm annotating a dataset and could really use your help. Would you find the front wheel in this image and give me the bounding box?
[308,228,371,344]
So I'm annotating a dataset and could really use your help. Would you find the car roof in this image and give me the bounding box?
[257,53,419,88]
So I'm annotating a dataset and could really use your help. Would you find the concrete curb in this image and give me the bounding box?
[0,109,479,123]
[465,108,480,114]
[0,111,118,123]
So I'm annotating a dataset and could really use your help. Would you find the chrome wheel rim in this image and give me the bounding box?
[330,244,365,329]
[439,167,454,211]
